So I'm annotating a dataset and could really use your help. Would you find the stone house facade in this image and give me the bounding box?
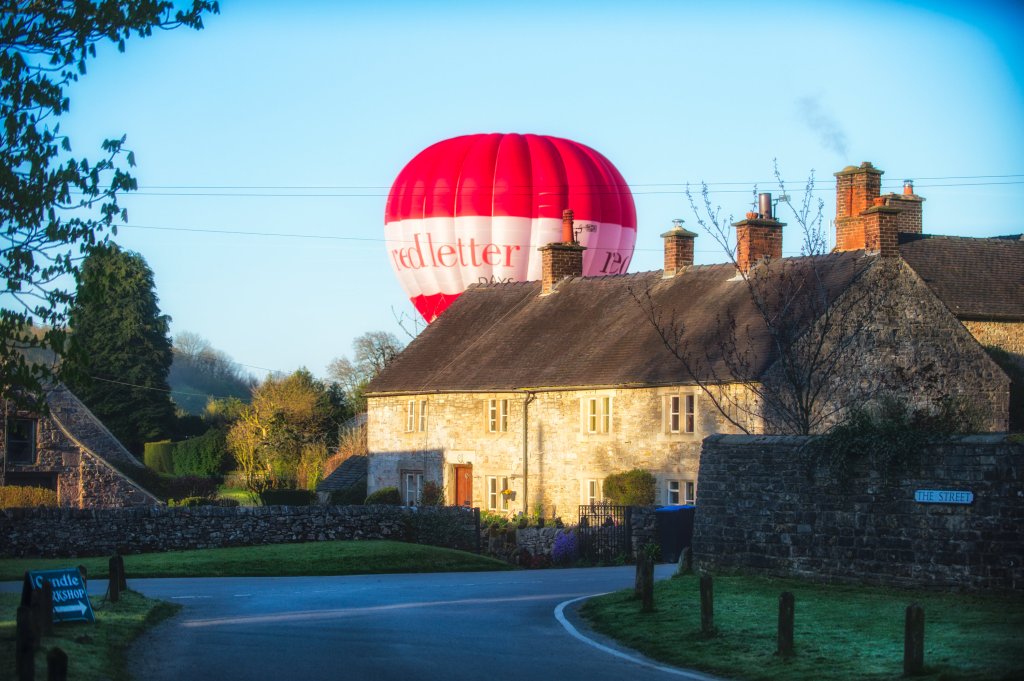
[365,162,1018,518]
[1,384,160,508]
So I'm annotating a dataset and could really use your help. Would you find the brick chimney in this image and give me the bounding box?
[661,219,697,277]
[539,208,585,294]
[734,193,784,273]
[834,163,923,254]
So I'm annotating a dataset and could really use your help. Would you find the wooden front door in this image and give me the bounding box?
[454,465,473,507]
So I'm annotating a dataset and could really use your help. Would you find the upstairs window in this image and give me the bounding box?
[584,396,613,434]
[487,399,509,432]
[406,399,428,432]
[5,418,36,465]
[665,394,696,434]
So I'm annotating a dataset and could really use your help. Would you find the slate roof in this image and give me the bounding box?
[899,234,1024,321]
[316,455,368,493]
[367,250,874,394]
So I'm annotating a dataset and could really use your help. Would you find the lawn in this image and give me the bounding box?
[0,590,177,681]
[580,573,1024,681]
[0,540,512,581]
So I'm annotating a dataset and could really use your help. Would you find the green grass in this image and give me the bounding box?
[580,574,1024,681]
[215,485,256,505]
[0,540,512,581]
[0,590,178,681]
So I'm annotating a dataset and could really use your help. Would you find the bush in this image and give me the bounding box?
[161,475,219,501]
[143,440,175,474]
[0,485,58,508]
[259,489,316,506]
[420,480,443,506]
[329,480,367,506]
[552,529,579,566]
[603,469,656,505]
[173,429,228,477]
[364,486,402,505]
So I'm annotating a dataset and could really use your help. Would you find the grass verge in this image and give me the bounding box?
[0,540,511,581]
[580,573,1024,681]
[0,590,178,681]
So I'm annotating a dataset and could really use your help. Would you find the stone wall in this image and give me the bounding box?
[368,387,733,519]
[964,321,1024,367]
[693,434,1023,590]
[0,504,480,558]
[2,385,159,508]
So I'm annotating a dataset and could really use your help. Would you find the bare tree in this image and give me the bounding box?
[633,162,897,435]
[328,331,405,413]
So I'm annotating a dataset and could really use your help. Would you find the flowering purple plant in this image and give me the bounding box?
[551,529,579,566]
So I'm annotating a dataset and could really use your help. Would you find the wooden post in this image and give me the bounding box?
[640,552,655,612]
[16,606,34,681]
[777,591,795,657]
[115,554,127,591]
[904,603,925,676]
[634,554,644,599]
[41,581,54,636]
[47,647,68,681]
[28,587,44,650]
[108,555,121,603]
[700,574,714,635]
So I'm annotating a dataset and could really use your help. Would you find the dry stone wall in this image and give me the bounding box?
[693,434,1023,590]
[0,504,480,558]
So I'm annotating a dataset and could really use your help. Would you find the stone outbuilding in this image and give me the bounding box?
[364,162,1017,518]
[2,384,161,508]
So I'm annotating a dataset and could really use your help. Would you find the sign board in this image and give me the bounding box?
[24,568,95,623]
[914,489,974,505]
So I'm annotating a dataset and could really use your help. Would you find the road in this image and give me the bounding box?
[125,565,722,681]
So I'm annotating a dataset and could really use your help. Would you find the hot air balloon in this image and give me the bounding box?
[384,133,637,322]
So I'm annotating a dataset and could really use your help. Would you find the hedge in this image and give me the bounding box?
[602,469,656,505]
[365,486,402,505]
[0,485,59,508]
[259,489,316,506]
[173,429,228,477]
[143,440,175,474]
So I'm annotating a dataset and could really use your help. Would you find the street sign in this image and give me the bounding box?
[914,489,974,505]
[24,568,95,624]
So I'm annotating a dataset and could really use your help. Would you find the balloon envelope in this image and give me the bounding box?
[385,133,637,321]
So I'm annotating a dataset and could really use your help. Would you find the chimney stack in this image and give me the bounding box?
[662,219,697,277]
[834,163,924,253]
[539,207,585,294]
[734,193,784,273]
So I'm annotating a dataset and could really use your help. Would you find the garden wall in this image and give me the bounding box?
[693,434,1023,590]
[0,504,480,558]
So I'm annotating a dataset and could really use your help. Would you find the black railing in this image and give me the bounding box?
[577,504,632,563]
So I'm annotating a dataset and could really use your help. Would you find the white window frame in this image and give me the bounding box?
[684,480,696,505]
[665,393,696,434]
[666,479,696,505]
[417,399,427,432]
[403,471,424,506]
[486,476,498,511]
[666,479,680,505]
[585,478,602,505]
[584,396,613,434]
[500,476,510,511]
[487,398,509,433]
[405,400,415,432]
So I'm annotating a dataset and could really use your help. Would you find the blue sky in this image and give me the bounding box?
[59,0,1024,381]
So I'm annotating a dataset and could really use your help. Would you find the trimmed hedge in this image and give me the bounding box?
[0,485,59,509]
[172,429,228,477]
[365,486,402,506]
[143,440,175,474]
[329,480,368,506]
[603,469,656,505]
[259,489,316,506]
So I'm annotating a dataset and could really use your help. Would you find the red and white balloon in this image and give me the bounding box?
[385,133,637,322]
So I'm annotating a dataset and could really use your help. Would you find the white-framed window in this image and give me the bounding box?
[487,399,509,432]
[500,476,510,511]
[584,396,613,434]
[406,399,427,432]
[665,394,696,433]
[585,478,602,505]
[403,471,424,506]
[666,479,696,505]
[487,476,498,510]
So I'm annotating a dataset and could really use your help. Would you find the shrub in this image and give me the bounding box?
[0,485,58,508]
[172,429,228,477]
[296,442,329,492]
[552,529,579,566]
[420,480,443,506]
[259,489,316,506]
[161,475,219,500]
[603,469,656,505]
[143,440,175,474]
[364,486,402,505]
[329,480,367,505]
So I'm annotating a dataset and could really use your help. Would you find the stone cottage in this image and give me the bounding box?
[364,162,1015,518]
[1,384,160,508]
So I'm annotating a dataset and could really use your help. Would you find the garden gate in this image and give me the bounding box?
[577,504,632,563]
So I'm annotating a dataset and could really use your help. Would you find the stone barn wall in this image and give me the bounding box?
[693,434,1023,590]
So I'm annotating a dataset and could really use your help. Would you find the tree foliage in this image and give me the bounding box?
[0,0,218,410]
[602,469,656,506]
[226,369,347,497]
[168,331,254,415]
[64,242,176,452]
[328,331,404,412]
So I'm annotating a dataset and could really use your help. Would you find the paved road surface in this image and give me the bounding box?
[127,565,719,681]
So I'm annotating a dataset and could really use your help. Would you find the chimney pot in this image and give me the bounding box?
[561,209,574,244]
[903,179,914,195]
[758,192,773,220]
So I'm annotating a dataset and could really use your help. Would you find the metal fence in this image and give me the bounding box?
[577,504,632,563]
